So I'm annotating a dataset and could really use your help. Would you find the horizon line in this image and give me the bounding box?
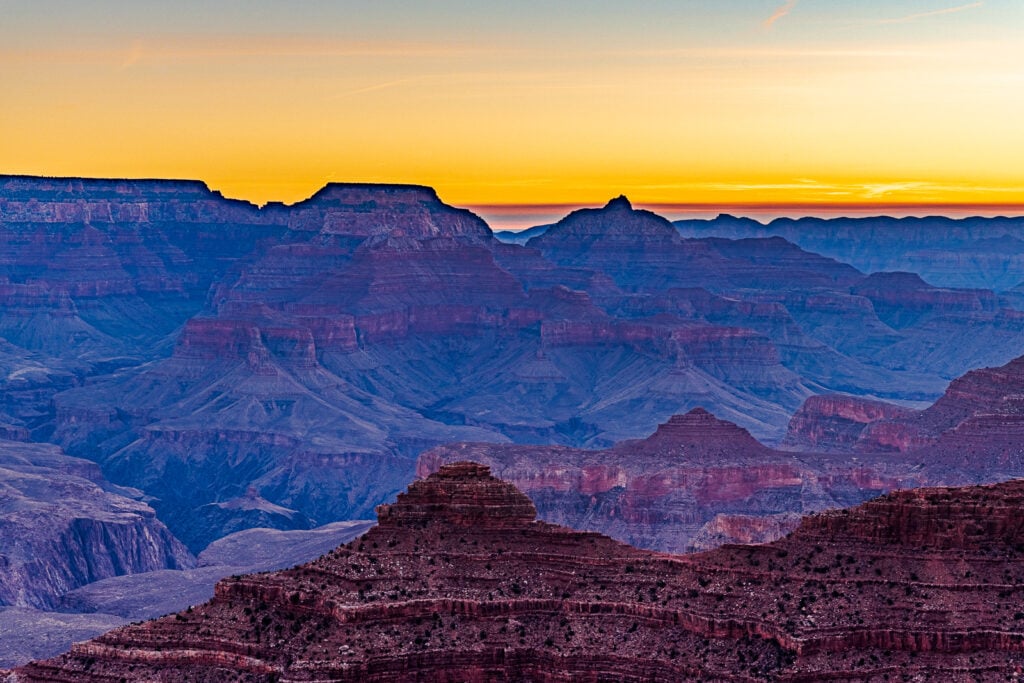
[467,201,1024,231]
[4,173,1024,227]
[467,201,1024,212]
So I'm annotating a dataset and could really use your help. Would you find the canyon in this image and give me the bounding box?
[24,181,1021,555]
[10,462,1024,681]
[3,175,1024,667]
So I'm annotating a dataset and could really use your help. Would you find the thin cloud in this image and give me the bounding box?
[764,0,799,29]
[874,2,984,25]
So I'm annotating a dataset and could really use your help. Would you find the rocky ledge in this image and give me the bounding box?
[10,463,1024,681]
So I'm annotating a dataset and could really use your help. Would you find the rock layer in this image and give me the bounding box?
[786,354,1024,469]
[12,464,1024,681]
[419,408,932,553]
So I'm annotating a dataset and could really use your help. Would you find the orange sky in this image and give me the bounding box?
[2,1,1023,226]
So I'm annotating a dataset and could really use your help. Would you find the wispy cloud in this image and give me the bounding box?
[861,182,926,198]
[627,46,930,60]
[653,180,1024,202]
[873,1,984,25]
[764,0,799,29]
[326,79,417,101]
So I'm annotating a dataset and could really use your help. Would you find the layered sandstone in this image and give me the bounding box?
[783,394,915,451]
[787,354,1024,462]
[419,409,927,553]
[12,465,1024,681]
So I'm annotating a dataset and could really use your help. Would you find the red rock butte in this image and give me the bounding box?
[10,463,1024,681]
[376,461,538,529]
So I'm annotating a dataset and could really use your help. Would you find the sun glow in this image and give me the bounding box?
[2,1,1022,221]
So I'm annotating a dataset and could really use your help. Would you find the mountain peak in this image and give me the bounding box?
[532,195,678,245]
[375,461,537,529]
[604,194,633,211]
[639,408,768,454]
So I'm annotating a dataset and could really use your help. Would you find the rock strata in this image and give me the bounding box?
[786,354,1024,467]
[11,465,1024,681]
[419,409,929,553]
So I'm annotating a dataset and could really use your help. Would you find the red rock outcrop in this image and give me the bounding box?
[783,394,915,451]
[12,465,1024,681]
[418,409,927,553]
[787,354,1024,464]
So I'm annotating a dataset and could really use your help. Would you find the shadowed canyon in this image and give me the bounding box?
[1,176,1024,672]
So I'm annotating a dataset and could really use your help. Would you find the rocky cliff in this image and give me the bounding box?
[786,354,1024,467]
[0,521,372,668]
[0,439,193,609]
[12,464,1024,681]
[0,176,289,437]
[783,394,915,451]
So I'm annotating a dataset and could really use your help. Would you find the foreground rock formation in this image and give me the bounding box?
[12,463,1024,681]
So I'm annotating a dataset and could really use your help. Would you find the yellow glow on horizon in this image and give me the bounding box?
[3,14,1023,214]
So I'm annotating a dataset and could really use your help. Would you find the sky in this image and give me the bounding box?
[2,1,1023,228]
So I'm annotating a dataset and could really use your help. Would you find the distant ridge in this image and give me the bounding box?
[675,213,1024,290]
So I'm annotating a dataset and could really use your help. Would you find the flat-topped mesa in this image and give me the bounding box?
[376,461,537,530]
[0,175,265,225]
[0,175,220,202]
[286,183,493,240]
